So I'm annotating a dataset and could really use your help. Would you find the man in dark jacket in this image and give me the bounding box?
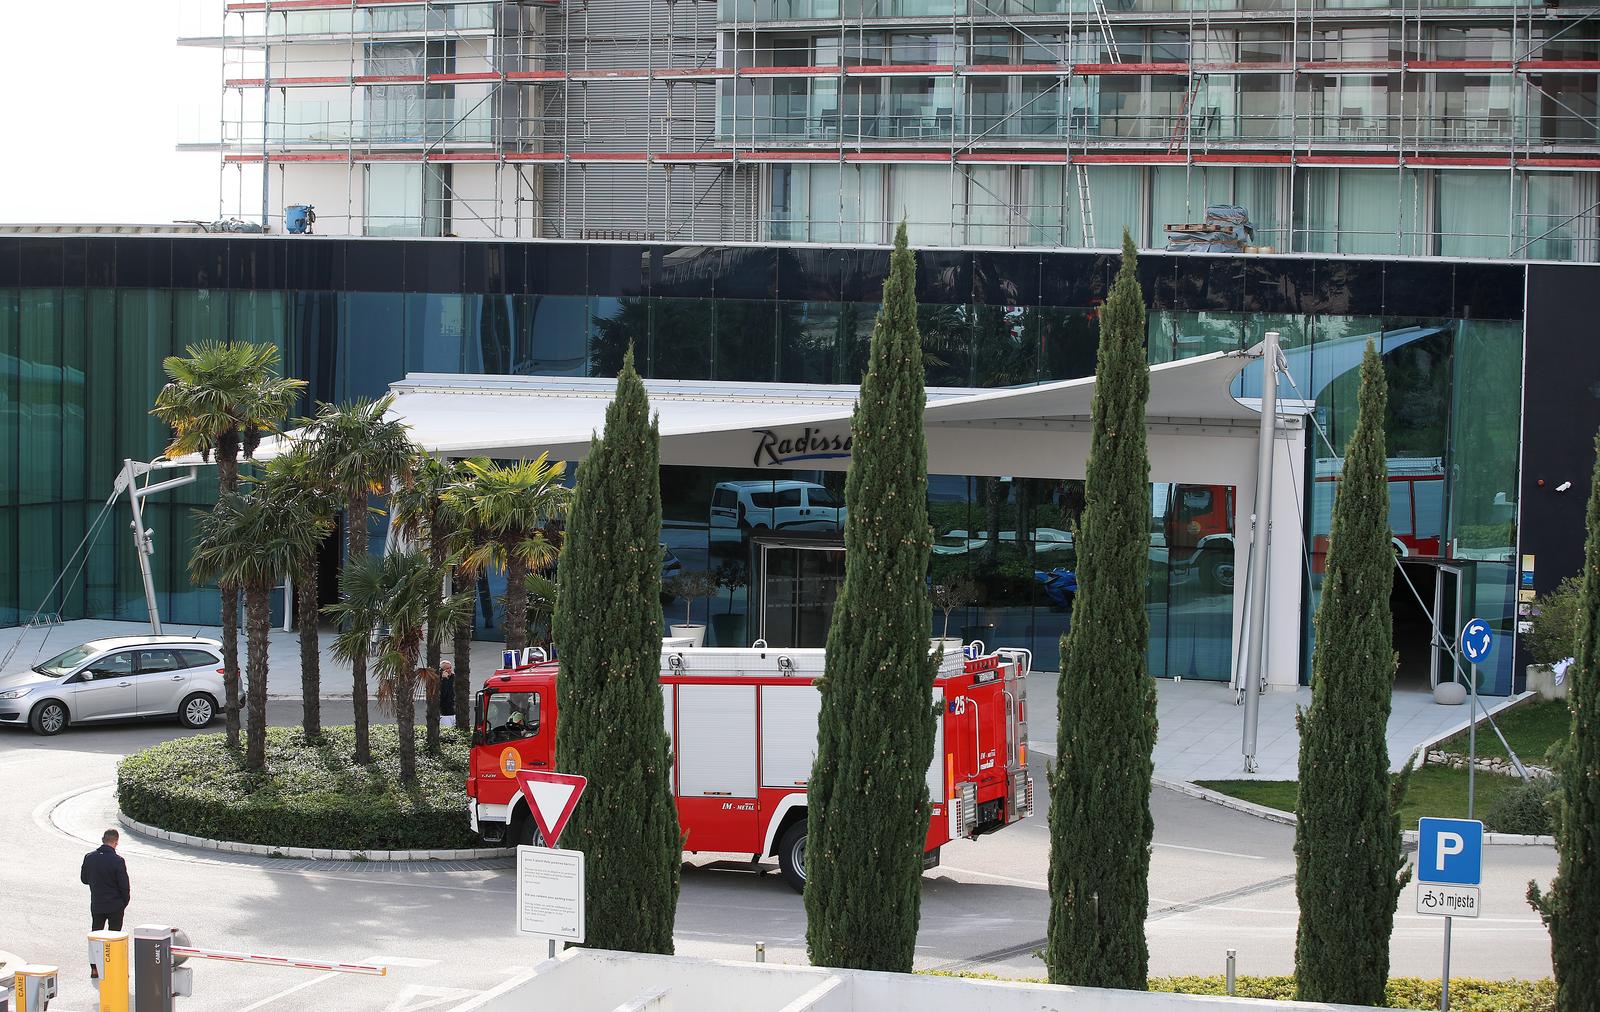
[81,829,130,931]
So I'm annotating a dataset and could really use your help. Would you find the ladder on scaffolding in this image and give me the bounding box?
[1090,0,1122,64]
[1167,78,1202,154]
[1075,163,1096,247]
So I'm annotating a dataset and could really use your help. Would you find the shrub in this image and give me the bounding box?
[1525,577,1581,667]
[929,974,1554,1011]
[117,724,491,851]
[1485,777,1559,836]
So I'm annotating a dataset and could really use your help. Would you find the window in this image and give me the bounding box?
[179,650,221,670]
[713,487,737,510]
[808,487,841,508]
[367,163,450,237]
[137,650,186,674]
[36,644,96,676]
[483,691,541,742]
[87,653,136,679]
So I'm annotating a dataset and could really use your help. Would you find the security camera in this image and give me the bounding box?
[1557,481,1573,493]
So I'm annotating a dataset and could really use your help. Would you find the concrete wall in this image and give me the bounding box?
[449,949,1386,1012]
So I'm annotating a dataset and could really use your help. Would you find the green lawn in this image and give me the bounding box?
[1198,764,1520,830]
[1434,698,1571,766]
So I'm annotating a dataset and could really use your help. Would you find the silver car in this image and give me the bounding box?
[0,636,225,736]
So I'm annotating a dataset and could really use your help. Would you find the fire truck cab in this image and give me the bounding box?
[466,643,1034,892]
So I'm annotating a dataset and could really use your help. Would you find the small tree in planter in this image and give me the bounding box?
[929,576,979,643]
[712,561,749,646]
[665,570,716,645]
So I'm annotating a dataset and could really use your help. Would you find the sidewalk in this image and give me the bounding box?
[1024,672,1526,782]
[0,618,513,700]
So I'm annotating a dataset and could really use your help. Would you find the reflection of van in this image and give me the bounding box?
[709,481,846,541]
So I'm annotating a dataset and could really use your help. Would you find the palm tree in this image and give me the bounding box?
[443,455,570,654]
[152,341,306,750]
[189,490,330,772]
[392,455,466,751]
[326,550,471,784]
[303,396,416,765]
[254,448,339,740]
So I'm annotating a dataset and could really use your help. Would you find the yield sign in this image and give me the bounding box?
[514,770,587,847]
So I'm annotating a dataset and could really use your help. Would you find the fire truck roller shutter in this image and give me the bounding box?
[927,688,946,802]
[663,683,676,793]
[760,684,822,788]
[676,684,757,798]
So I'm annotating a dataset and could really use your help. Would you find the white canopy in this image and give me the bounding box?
[184,344,1304,486]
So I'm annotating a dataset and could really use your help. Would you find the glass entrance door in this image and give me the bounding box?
[758,543,845,648]
[1432,565,1464,690]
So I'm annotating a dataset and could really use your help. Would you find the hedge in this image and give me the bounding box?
[928,973,1553,1011]
[117,724,493,851]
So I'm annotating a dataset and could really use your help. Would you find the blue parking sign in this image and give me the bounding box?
[1417,818,1483,886]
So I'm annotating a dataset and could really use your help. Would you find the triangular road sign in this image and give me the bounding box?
[514,770,588,847]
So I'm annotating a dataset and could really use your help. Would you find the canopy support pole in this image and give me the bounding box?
[1240,330,1282,774]
[116,459,199,636]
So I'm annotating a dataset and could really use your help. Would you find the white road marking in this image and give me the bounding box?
[381,984,478,1011]
[366,955,440,969]
[237,970,340,1011]
[1154,841,1267,861]
[934,867,1047,889]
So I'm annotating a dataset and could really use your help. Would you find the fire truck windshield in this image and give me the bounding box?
[478,689,541,744]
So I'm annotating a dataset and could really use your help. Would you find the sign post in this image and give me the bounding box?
[514,771,589,960]
[1458,618,1494,818]
[1416,817,1484,1012]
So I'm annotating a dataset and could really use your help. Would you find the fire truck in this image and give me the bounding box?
[466,643,1035,892]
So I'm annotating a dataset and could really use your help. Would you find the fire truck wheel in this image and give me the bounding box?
[512,817,546,848]
[776,821,807,893]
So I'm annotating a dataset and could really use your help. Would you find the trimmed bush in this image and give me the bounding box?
[1486,777,1559,836]
[117,724,490,851]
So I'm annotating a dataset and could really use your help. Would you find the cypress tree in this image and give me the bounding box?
[1045,230,1157,990]
[804,222,939,973]
[553,348,680,954]
[1294,341,1410,1005]
[1528,431,1600,1012]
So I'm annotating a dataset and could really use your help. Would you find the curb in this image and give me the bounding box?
[1405,691,1538,770]
[117,810,515,863]
[1158,777,1555,845]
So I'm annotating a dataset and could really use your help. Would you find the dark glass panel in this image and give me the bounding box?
[776,248,842,302]
[0,237,19,287]
[1036,306,1099,381]
[716,247,778,301]
[514,294,588,375]
[0,292,15,511]
[61,290,87,503]
[285,238,345,291]
[403,242,463,294]
[1310,259,1384,316]
[839,250,891,303]
[972,304,1037,386]
[779,301,841,384]
[972,251,1040,307]
[1039,251,1115,308]
[340,292,406,399]
[476,295,516,374]
[914,249,972,305]
[589,245,650,297]
[920,304,972,387]
[172,238,226,289]
[173,290,230,349]
[1138,254,1181,314]
[0,508,16,625]
[343,241,404,292]
[651,298,714,380]
[1171,256,1241,314]
[714,300,778,382]
[84,238,115,288]
[405,293,485,374]
[652,246,720,299]
[1242,256,1313,315]
[1451,262,1524,321]
[588,296,649,378]
[1384,261,1453,319]
[528,243,587,296]
[113,237,173,289]
[114,289,175,467]
[18,238,64,288]
[61,238,87,288]
[228,238,284,290]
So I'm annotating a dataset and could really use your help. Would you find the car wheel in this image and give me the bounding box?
[1203,554,1235,592]
[178,692,216,729]
[29,699,69,736]
[777,819,807,893]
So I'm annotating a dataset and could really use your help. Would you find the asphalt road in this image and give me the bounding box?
[0,699,1556,1012]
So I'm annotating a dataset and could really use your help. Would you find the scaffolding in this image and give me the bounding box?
[181,0,1600,258]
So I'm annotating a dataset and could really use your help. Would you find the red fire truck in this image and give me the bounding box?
[466,643,1035,892]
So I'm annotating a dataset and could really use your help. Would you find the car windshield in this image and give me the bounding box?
[34,644,98,677]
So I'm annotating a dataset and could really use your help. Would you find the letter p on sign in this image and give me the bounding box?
[1417,818,1483,887]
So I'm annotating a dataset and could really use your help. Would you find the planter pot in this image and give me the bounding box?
[930,637,964,658]
[1525,663,1570,701]
[710,613,747,648]
[1433,680,1468,705]
[669,624,706,648]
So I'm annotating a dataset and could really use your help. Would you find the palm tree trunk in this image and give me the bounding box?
[245,583,271,772]
[453,567,473,732]
[218,450,242,750]
[348,495,373,764]
[298,554,321,740]
[424,536,444,752]
[504,549,529,652]
[396,659,417,784]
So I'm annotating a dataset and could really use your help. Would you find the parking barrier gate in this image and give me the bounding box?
[130,926,385,1011]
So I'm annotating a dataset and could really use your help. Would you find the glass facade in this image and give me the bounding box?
[0,236,1529,692]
